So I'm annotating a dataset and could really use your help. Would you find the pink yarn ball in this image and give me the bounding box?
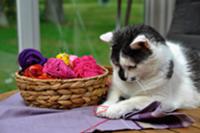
[69,55,78,65]
[43,58,76,79]
[73,56,104,78]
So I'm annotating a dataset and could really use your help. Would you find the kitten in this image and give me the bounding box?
[96,24,200,119]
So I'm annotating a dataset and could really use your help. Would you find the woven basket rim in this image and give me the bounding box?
[15,66,109,82]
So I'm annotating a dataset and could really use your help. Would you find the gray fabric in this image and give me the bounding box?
[167,0,200,50]
[167,34,200,50]
[0,93,193,133]
[169,0,200,34]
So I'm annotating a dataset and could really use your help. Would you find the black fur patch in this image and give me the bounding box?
[118,66,126,81]
[185,48,200,92]
[111,24,165,66]
[166,60,174,79]
[122,45,152,63]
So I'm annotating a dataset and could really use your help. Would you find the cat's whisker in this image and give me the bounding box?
[135,80,148,95]
[135,80,154,98]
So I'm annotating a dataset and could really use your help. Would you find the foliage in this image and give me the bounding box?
[2,0,16,21]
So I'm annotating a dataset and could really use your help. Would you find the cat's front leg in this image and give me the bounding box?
[96,86,121,117]
[101,96,154,119]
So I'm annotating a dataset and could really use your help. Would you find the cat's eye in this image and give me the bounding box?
[127,65,137,70]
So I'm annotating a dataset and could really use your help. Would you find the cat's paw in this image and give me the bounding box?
[104,104,129,119]
[96,103,111,117]
[96,104,130,119]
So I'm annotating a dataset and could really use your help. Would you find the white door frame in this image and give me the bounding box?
[16,0,40,52]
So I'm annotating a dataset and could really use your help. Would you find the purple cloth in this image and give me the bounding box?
[0,93,193,133]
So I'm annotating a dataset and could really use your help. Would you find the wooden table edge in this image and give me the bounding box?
[0,90,18,101]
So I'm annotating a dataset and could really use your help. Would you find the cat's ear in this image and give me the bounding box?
[100,32,113,44]
[130,35,150,50]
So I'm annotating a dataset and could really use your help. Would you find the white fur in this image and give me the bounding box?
[130,35,148,46]
[100,32,113,43]
[96,35,200,119]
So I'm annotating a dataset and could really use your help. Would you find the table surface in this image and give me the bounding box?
[1,90,200,133]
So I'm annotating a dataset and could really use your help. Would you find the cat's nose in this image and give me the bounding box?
[131,77,136,81]
[126,77,136,82]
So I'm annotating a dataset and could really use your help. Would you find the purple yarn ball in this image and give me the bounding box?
[18,48,47,70]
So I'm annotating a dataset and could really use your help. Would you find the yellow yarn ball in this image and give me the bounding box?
[56,53,70,65]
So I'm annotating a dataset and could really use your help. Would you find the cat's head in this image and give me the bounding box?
[100,25,171,82]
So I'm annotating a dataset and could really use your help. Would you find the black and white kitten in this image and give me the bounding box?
[96,24,200,119]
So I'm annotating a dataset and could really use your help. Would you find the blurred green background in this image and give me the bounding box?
[0,0,144,93]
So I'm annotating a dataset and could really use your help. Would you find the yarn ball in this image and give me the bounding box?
[73,55,104,78]
[56,53,70,65]
[38,73,52,79]
[24,64,43,78]
[23,64,52,79]
[18,48,47,70]
[43,58,76,79]
[69,55,78,65]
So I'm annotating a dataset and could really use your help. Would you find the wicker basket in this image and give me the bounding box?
[15,66,110,109]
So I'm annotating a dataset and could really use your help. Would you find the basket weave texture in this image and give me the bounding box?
[15,67,109,109]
